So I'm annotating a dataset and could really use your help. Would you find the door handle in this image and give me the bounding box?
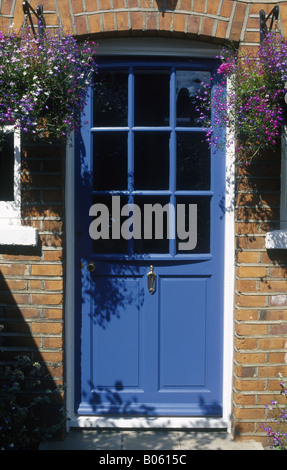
[147,265,156,295]
[87,261,96,272]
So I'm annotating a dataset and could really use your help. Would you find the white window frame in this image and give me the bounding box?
[0,126,21,222]
[0,126,38,246]
[265,129,287,249]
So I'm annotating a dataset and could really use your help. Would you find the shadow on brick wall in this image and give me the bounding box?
[0,247,65,450]
[236,147,281,244]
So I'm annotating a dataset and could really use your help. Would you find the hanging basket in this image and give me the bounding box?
[0,27,97,142]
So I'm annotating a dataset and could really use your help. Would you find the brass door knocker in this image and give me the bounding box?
[147,265,156,295]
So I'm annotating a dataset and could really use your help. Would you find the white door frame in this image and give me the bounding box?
[65,38,235,431]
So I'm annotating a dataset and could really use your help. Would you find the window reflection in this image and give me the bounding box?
[134,132,170,190]
[133,196,170,254]
[176,132,210,190]
[94,71,128,127]
[134,71,170,126]
[176,197,210,254]
[92,195,129,254]
[176,71,211,127]
[93,132,128,190]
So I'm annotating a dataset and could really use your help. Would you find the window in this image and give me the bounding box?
[0,127,38,246]
[91,62,213,257]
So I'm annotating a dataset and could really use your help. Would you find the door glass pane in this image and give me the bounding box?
[134,71,169,126]
[0,131,14,201]
[91,195,128,254]
[134,132,170,190]
[94,70,128,127]
[176,197,210,254]
[177,132,210,190]
[133,196,171,254]
[176,71,211,127]
[93,132,127,190]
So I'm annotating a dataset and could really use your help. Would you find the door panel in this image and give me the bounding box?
[93,276,142,388]
[159,276,208,389]
[75,59,225,417]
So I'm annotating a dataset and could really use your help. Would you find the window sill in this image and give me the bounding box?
[266,230,287,249]
[0,225,38,246]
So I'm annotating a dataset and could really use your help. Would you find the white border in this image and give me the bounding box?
[0,126,21,222]
[0,127,38,246]
[265,128,287,249]
[65,134,75,428]
[65,39,235,432]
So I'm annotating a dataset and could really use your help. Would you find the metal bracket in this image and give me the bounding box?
[22,1,45,39]
[260,5,279,42]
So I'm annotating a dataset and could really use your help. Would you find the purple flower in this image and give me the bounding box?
[197,31,287,162]
[0,26,97,141]
[217,62,234,75]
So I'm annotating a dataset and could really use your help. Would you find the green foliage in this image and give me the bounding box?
[0,355,64,450]
[262,374,287,450]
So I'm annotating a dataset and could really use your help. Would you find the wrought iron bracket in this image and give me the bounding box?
[260,5,279,42]
[22,1,45,39]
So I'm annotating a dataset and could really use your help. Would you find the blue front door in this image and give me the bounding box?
[75,59,225,417]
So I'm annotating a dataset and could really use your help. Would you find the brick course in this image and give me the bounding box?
[1,0,287,447]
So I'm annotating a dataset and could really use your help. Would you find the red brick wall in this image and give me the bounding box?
[0,139,65,417]
[0,1,285,44]
[234,148,286,446]
[1,0,287,447]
